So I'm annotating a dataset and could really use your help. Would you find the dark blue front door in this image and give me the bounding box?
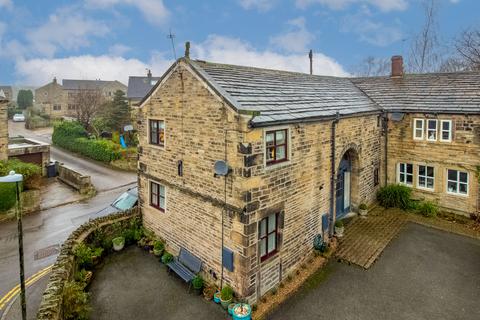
[336,155,351,219]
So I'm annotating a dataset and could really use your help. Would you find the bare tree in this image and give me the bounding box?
[407,0,442,73]
[455,28,480,71]
[353,56,391,77]
[438,56,469,73]
[73,88,105,130]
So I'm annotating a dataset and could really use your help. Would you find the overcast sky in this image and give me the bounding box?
[0,0,478,86]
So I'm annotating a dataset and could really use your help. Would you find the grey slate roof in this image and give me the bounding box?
[127,76,161,100]
[351,72,480,114]
[62,79,126,90]
[190,60,380,126]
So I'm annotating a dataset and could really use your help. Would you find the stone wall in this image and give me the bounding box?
[387,113,480,216]
[0,189,41,223]
[57,163,94,194]
[37,208,139,320]
[0,101,7,161]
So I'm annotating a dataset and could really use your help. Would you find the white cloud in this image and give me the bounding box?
[15,54,173,86]
[193,34,348,76]
[27,7,109,57]
[270,17,315,53]
[85,0,169,26]
[238,0,276,11]
[0,0,13,10]
[296,0,408,12]
[108,44,131,56]
[341,9,403,46]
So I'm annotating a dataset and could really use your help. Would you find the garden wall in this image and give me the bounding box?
[36,208,140,320]
[57,164,94,194]
[0,189,40,223]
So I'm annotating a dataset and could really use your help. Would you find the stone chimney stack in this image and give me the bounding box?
[391,55,403,78]
[53,77,57,84]
[184,41,190,59]
[147,69,152,79]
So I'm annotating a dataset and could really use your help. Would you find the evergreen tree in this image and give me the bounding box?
[107,90,130,132]
[17,89,33,109]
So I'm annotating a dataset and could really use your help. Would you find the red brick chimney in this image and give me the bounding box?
[391,55,403,77]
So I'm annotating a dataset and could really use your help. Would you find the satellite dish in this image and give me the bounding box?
[214,160,230,176]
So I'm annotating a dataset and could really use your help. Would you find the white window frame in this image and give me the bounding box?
[446,169,469,196]
[417,165,435,190]
[440,120,452,142]
[426,119,438,141]
[397,163,413,186]
[413,118,424,140]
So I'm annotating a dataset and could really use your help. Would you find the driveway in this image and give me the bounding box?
[269,223,480,320]
[89,246,227,320]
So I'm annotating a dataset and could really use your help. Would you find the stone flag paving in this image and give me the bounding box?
[335,207,407,269]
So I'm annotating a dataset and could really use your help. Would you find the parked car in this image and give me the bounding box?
[12,113,25,122]
[95,186,138,217]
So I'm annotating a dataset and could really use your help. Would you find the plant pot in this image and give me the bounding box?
[334,226,344,237]
[359,209,368,217]
[203,287,215,301]
[220,298,232,310]
[228,303,236,315]
[232,303,251,320]
[193,286,202,295]
[213,292,221,304]
[153,248,164,257]
[112,237,125,251]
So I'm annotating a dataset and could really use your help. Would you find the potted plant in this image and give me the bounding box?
[213,291,221,304]
[161,252,173,264]
[153,241,164,257]
[220,285,234,309]
[192,275,204,295]
[228,303,236,315]
[232,303,251,320]
[203,285,216,301]
[112,236,125,251]
[358,203,368,217]
[334,220,344,237]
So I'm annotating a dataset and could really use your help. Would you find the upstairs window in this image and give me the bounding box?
[418,165,435,190]
[53,105,61,111]
[413,119,424,140]
[150,181,166,212]
[427,119,437,141]
[265,129,288,165]
[149,119,165,147]
[259,213,278,262]
[398,163,413,186]
[447,169,468,195]
[440,120,452,142]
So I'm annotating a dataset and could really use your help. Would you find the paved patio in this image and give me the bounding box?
[268,223,480,320]
[89,246,227,320]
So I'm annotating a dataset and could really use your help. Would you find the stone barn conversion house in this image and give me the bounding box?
[136,54,480,302]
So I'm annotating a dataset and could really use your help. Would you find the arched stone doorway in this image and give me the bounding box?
[335,148,360,219]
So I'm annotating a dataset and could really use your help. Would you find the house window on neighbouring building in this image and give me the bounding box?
[418,165,435,190]
[265,129,288,165]
[149,119,165,147]
[440,120,452,142]
[53,105,61,111]
[413,119,424,140]
[427,119,437,141]
[150,181,166,212]
[447,169,468,195]
[398,163,413,186]
[259,213,278,262]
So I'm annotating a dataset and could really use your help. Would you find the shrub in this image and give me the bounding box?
[416,201,439,217]
[112,236,125,246]
[0,183,17,212]
[0,159,41,190]
[376,184,412,210]
[63,281,90,320]
[334,220,344,228]
[161,252,173,264]
[52,121,122,163]
[74,269,88,283]
[359,203,368,210]
[192,275,204,290]
[221,285,234,301]
[74,243,103,270]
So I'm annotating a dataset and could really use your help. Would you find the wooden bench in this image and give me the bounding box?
[167,247,202,291]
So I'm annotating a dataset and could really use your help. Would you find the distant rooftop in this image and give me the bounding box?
[62,79,126,90]
[127,74,161,100]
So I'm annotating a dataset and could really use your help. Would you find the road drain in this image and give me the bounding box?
[34,244,60,261]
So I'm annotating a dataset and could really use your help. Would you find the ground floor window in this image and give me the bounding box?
[398,163,413,186]
[150,181,166,212]
[418,165,435,190]
[447,169,468,195]
[259,213,278,262]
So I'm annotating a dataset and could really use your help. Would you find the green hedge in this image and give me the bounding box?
[376,184,412,210]
[52,121,122,163]
[0,183,16,212]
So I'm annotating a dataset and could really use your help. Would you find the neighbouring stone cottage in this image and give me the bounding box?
[136,54,480,302]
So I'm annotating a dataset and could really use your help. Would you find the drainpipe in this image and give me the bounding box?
[383,112,388,186]
[329,112,340,237]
